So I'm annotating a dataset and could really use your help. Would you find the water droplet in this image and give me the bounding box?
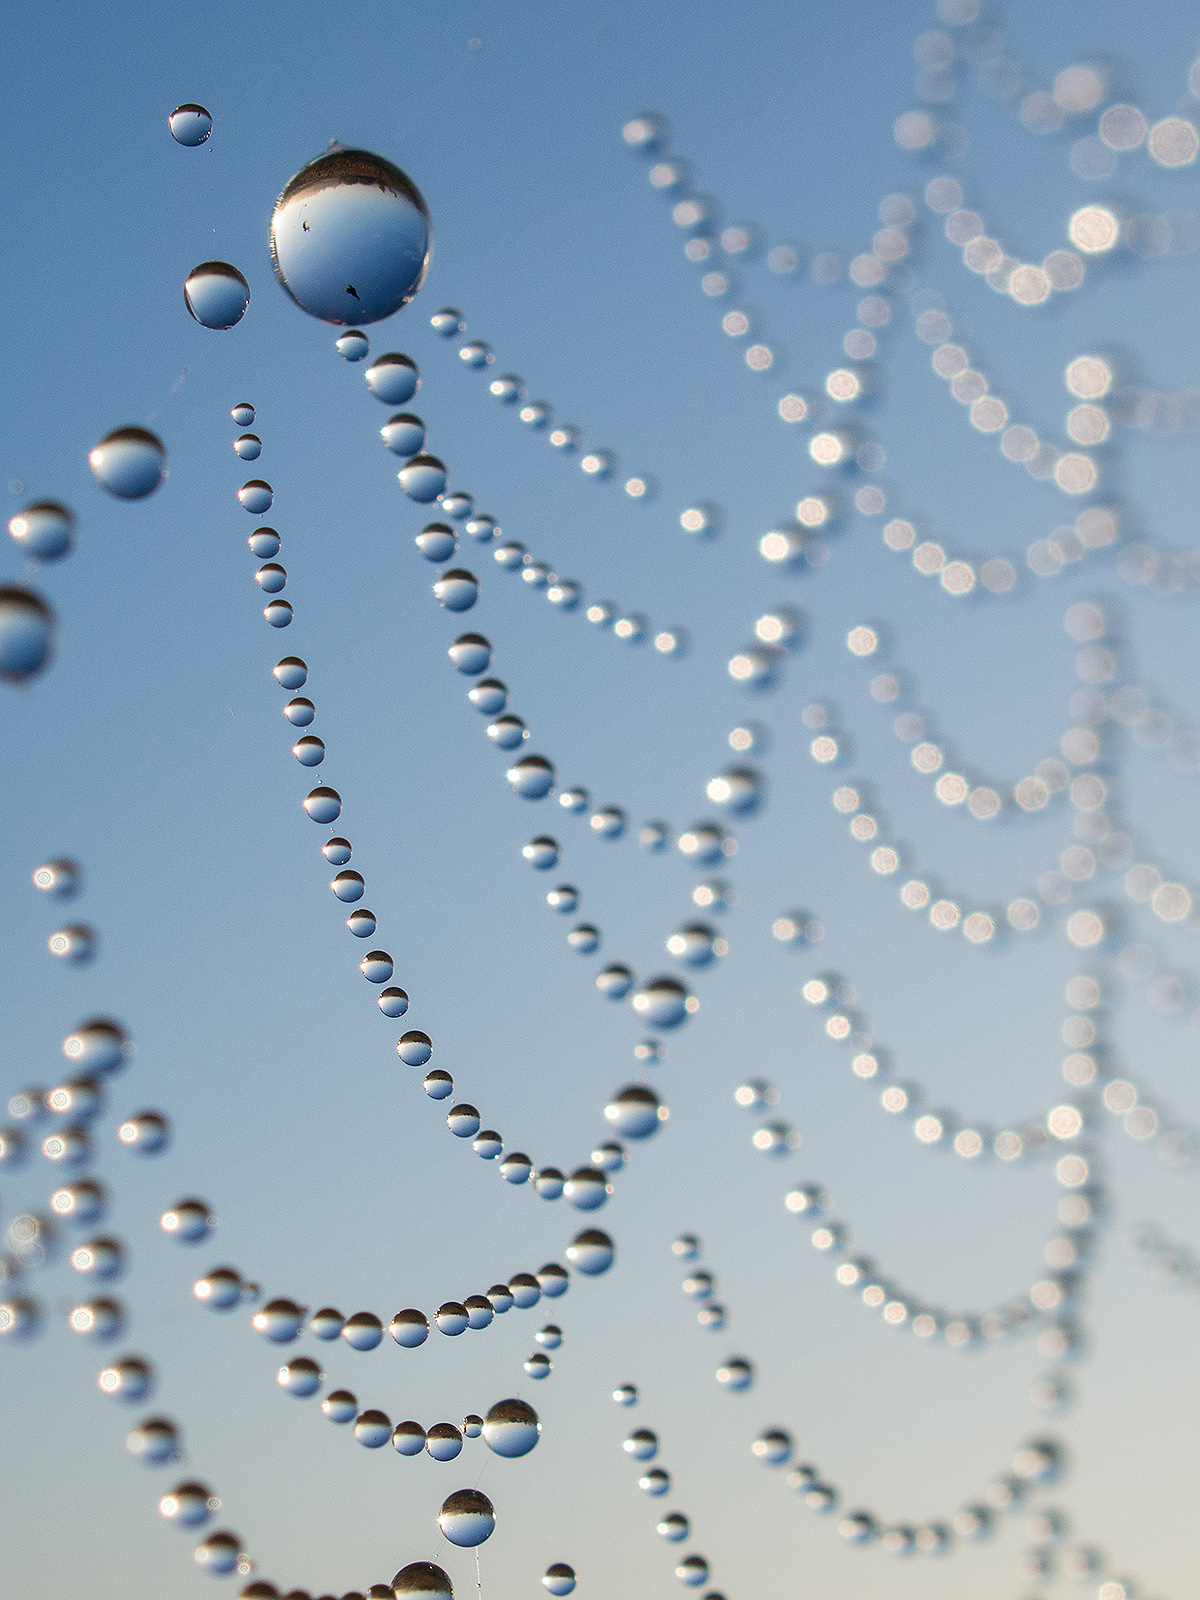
[535,1324,562,1349]
[486,714,526,750]
[675,1556,709,1587]
[567,923,600,954]
[270,148,431,325]
[423,1069,452,1098]
[446,1104,479,1138]
[379,987,409,1017]
[321,836,351,865]
[277,1357,322,1397]
[614,1383,638,1406]
[342,1311,383,1350]
[62,1019,128,1075]
[393,1563,453,1599]
[230,403,255,426]
[564,1168,610,1210]
[353,1408,392,1447]
[441,490,474,521]
[640,1468,670,1495]
[252,1298,304,1342]
[525,1351,552,1378]
[464,514,497,543]
[397,1031,433,1066]
[250,524,281,557]
[430,307,465,337]
[666,924,717,967]
[97,1355,152,1399]
[483,1398,540,1457]
[303,786,341,822]
[359,950,392,982]
[366,353,420,403]
[537,1263,568,1298]
[160,1198,212,1242]
[520,401,551,428]
[426,1422,464,1460]
[292,734,325,766]
[308,1307,343,1339]
[126,1415,177,1461]
[255,562,286,593]
[234,434,261,460]
[389,1308,430,1347]
[388,1418,424,1455]
[459,340,493,369]
[321,1388,358,1423]
[522,836,560,870]
[159,1482,214,1526]
[436,1300,469,1335]
[605,1084,663,1139]
[88,427,166,499]
[117,1110,169,1154]
[238,479,273,514]
[274,656,307,689]
[168,104,212,146]
[184,262,250,329]
[716,1356,754,1390]
[47,924,96,963]
[382,413,427,457]
[542,1564,575,1597]
[263,599,292,628]
[624,1428,658,1460]
[489,374,524,403]
[631,977,692,1028]
[433,569,479,611]
[752,1428,793,1465]
[32,857,80,897]
[507,755,555,799]
[448,633,492,675]
[658,1513,689,1542]
[438,1489,495,1548]
[399,454,448,502]
[8,501,74,562]
[596,965,634,1000]
[566,1229,614,1274]
[330,869,364,902]
[335,329,369,361]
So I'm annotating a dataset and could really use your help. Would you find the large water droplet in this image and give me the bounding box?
[433,569,479,611]
[88,428,166,499]
[415,523,456,562]
[184,262,250,329]
[0,587,54,683]
[566,1228,615,1275]
[168,104,212,146]
[8,501,74,562]
[507,755,555,799]
[605,1084,663,1139]
[366,353,420,403]
[269,147,432,325]
[448,633,492,675]
[483,1398,540,1457]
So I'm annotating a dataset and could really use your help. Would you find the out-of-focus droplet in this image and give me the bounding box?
[465,513,497,543]
[448,633,492,675]
[231,403,255,426]
[393,1562,454,1599]
[483,1399,540,1457]
[193,1267,242,1309]
[624,1429,658,1460]
[382,413,427,457]
[389,1308,430,1347]
[47,924,96,963]
[118,1111,169,1154]
[270,148,431,326]
[32,858,80,897]
[303,786,341,822]
[62,1018,127,1075]
[336,329,369,360]
[169,104,212,145]
[234,434,261,460]
[238,479,273,514]
[160,1199,212,1243]
[366,353,419,403]
[459,340,492,369]
[98,1355,152,1399]
[399,455,448,502]
[487,714,527,750]
[632,977,692,1029]
[507,755,555,799]
[430,307,465,336]
[605,1084,664,1139]
[522,838,560,871]
[126,1415,177,1461]
[614,1383,638,1406]
[433,569,479,611]
[8,501,75,563]
[566,1228,615,1275]
[88,428,166,499]
[252,1298,305,1342]
[442,490,474,520]
[308,1306,344,1340]
[716,1357,754,1390]
[159,1481,213,1526]
[597,965,634,1000]
[184,262,250,329]
[50,1178,105,1221]
[675,1556,709,1587]
[640,1468,670,1495]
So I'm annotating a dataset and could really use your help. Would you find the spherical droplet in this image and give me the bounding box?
[354,1408,392,1447]
[31,857,80,896]
[446,1104,480,1138]
[292,735,324,767]
[126,1415,178,1461]
[0,586,54,683]
[448,633,492,675]
[168,104,212,145]
[274,655,307,689]
[117,1111,169,1154]
[624,1428,658,1460]
[193,1267,242,1310]
[389,1308,430,1347]
[433,569,479,611]
[62,1018,128,1075]
[321,1388,358,1423]
[379,987,409,1017]
[423,1069,452,1099]
[184,262,250,329]
[97,1355,152,1399]
[384,414,428,457]
[523,837,560,870]
[303,786,341,823]
[605,1083,663,1139]
[613,1383,638,1406]
[277,1356,322,1396]
[231,403,255,426]
[234,433,261,460]
[431,307,464,337]
[309,1307,344,1340]
[88,427,166,499]
[160,1199,212,1243]
[336,329,369,361]
[426,1422,464,1461]
[9,501,75,563]
[238,479,273,514]
[159,1481,214,1526]
[269,147,432,325]
[507,755,555,799]
[566,1229,615,1275]
[342,1311,383,1350]
[366,353,420,404]
[252,1298,305,1342]
[393,1563,453,1599]
[631,977,692,1029]
[483,1398,541,1457]
[397,1031,432,1067]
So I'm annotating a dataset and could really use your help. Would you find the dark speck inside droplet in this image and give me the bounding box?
[347,285,359,298]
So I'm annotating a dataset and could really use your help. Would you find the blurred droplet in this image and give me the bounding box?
[8,501,74,563]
